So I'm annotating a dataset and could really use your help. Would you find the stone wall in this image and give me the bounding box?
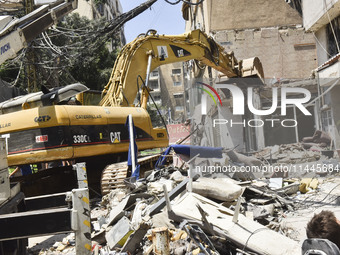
[214,27,317,79]
[208,0,302,31]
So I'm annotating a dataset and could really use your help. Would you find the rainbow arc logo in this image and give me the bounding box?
[196,82,223,107]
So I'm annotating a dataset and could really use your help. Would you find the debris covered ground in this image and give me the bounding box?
[27,136,340,255]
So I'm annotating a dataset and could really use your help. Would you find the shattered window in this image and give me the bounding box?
[327,16,340,57]
[153,95,161,101]
[175,106,184,111]
[322,109,333,128]
[149,80,159,90]
[172,68,181,75]
[150,70,159,78]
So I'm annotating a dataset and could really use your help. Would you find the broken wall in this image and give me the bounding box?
[216,104,245,151]
[207,0,302,31]
[185,0,318,152]
[214,28,317,79]
[315,27,329,66]
[329,85,340,152]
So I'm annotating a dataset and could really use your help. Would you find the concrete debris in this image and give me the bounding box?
[302,130,332,146]
[147,179,174,195]
[255,143,323,164]
[226,149,263,166]
[191,177,242,201]
[28,142,340,255]
[105,216,133,249]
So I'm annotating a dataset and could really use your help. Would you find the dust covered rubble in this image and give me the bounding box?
[29,141,340,255]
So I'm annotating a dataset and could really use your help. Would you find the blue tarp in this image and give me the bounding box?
[155,144,223,169]
[171,144,223,158]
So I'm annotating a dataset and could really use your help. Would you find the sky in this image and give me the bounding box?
[120,0,186,43]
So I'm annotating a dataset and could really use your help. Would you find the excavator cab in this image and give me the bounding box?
[76,90,102,106]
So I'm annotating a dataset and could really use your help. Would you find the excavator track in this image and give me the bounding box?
[101,154,162,195]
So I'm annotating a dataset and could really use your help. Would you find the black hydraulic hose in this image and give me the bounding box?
[137,75,169,137]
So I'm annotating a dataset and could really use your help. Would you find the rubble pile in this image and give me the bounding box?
[255,130,334,165]
[301,130,332,151]
[90,167,339,255]
[28,143,340,255]
[255,143,322,164]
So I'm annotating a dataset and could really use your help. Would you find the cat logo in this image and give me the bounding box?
[110,132,121,143]
[169,45,191,58]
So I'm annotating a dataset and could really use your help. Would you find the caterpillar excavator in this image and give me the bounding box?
[0,28,264,195]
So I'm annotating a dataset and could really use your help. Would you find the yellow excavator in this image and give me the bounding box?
[0,29,264,194]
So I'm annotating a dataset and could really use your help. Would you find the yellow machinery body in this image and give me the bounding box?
[2,105,167,166]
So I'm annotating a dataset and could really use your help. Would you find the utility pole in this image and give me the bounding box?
[24,0,37,93]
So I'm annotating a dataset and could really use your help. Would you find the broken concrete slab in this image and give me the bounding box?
[147,179,174,195]
[192,177,242,202]
[275,183,300,196]
[121,222,150,252]
[252,204,275,220]
[105,216,133,249]
[147,176,199,217]
[107,193,153,226]
[107,196,129,226]
[170,170,184,183]
[151,211,176,229]
[169,192,301,255]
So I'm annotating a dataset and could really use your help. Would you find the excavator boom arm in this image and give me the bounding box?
[100,29,264,107]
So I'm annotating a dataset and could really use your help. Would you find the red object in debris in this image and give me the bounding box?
[167,124,190,145]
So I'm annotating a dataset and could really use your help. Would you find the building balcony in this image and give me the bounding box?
[303,0,340,31]
[149,75,159,80]
[318,60,340,87]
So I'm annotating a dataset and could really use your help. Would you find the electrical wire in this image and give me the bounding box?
[181,0,205,5]
[10,48,26,87]
[2,0,201,88]
[290,182,340,210]
[242,228,269,252]
[137,75,169,136]
[323,0,340,54]
[164,0,181,5]
[313,32,332,58]
[164,0,204,5]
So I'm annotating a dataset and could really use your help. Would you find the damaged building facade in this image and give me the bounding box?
[301,0,340,157]
[183,0,318,153]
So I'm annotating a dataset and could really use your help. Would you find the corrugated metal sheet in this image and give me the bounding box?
[316,52,340,72]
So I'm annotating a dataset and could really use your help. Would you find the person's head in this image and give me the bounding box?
[306,210,340,249]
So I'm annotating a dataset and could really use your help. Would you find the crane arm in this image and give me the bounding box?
[100,29,264,107]
[0,0,77,65]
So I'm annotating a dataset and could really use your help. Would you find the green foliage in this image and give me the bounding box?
[1,13,121,91]
[47,13,120,90]
[0,62,20,83]
[93,0,107,6]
